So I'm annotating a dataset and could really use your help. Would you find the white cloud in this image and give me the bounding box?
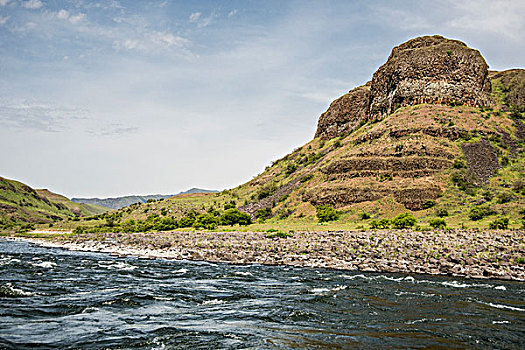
[22,0,42,10]
[68,13,85,24]
[189,12,201,23]
[445,0,525,40]
[57,9,69,19]
[0,16,9,25]
[0,0,10,7]
[56,9,85,24]
[228,9,238,18]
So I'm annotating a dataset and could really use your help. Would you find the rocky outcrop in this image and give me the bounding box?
[315,83,370,139]
[491,69,525,108]
[461,140,500,183]
[315,35,492,140]
[369,35,491,119]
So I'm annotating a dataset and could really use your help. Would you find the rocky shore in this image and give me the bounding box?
[23,229,525,281]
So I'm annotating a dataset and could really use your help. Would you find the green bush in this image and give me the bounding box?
[255,208,272,220]
[369,218,390,229]
[193,213,219,230]
[429,218,447,229]
[435,208,449,217]
[423,200,436,209]
[219,208,252,226]
[453,160,467,169]
[316,205,339,223]
[285,163,297,175]
[469,205,496,221]
[266,231,292,238]
[391,213,417,229]
[177,215,195,228]
[489,217,509,229]
[359,212,371,220]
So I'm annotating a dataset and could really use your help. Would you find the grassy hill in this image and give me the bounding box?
[0,176,109,233]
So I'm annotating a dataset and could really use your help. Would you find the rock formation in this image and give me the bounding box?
[315,35,492,140]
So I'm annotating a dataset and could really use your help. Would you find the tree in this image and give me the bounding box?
[316,205,339,223]
[429,218,447,229]
[193,213,219,230]
[391,213,416,229]
[220,208,252,226]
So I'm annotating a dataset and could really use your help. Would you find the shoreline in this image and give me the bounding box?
[9,229,525,281]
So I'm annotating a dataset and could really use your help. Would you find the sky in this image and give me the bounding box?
[1,0,524,198]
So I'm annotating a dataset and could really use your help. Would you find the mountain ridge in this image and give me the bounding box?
[72,188,218,210]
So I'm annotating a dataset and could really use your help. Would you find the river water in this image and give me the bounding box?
[0,238,524,349]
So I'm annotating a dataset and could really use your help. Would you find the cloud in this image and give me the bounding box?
[228,9,237,18]
[0,16,9,25]
[113,29,190,53]
[0,0,10,7]
[444,0,525,40]
[56,9,85,24]
[88,123,138,136]
[189,11,216,28]
[189,12,201,23]
[57,9,69,19]
[0,99,89,132]
[22,0,42,10]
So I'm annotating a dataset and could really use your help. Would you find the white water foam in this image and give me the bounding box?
[202,299,226,305]
[32,261,57,268]
[172,268,188,274]
[484,302,525,312]
[492,320,510,324]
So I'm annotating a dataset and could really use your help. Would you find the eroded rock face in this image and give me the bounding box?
[369,35,491,119]
[315,35,492,140]
[315,84,370,140]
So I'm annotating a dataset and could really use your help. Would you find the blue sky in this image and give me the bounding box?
[1,0,524,197]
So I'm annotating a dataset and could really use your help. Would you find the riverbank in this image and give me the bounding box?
[15,229,525,281]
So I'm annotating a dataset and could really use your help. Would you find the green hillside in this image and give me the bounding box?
[0,176,109,233]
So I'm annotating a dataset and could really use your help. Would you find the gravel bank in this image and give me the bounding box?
[23,229,525,281]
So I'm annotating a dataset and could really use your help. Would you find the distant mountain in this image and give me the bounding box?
[0,176,109,231]
[72,188,218,210]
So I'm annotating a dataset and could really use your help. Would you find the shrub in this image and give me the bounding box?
[219,208,252,226]
[224,201,236,210]
[193,213,219,230]
[391,213,417,229]
[496,191,513,204]
[277,208,293,219]
[160,208,168,216]
[488,217,509,229]
[266,231,292,239]
[369,219,390,229]
[451,170,478,195]
[520,208,525,219]
[429,218,447,229]
[285,163,298,175]
[423,200,436,209]
[316,205,339,223]
[177,215,195,228]
[255,208,272,220]
[359,212,371,220]
[300,174,314,183]
[435,208,449,217]
[453,160,467,169]
[469,205,496,221]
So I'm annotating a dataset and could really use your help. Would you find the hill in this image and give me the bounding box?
[34,35,525,233]
[72,188,218,210]
[0,176,109,232]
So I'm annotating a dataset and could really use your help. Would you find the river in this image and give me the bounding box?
[0,238,523,349]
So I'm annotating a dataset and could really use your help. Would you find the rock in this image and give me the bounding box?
[315,84,370,140]
[369,35,491,119]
